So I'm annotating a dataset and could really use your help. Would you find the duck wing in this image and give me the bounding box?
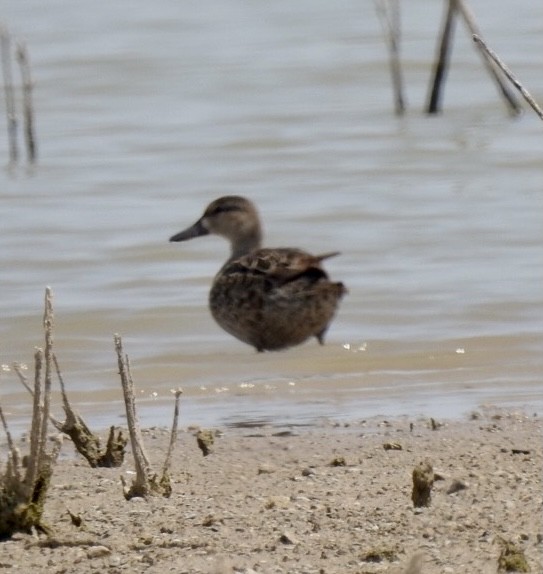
[227,248,340,284]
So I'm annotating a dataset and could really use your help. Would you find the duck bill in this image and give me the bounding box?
[169,218,209,242]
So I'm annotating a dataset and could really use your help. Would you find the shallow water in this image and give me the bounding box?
[1,0,542,433]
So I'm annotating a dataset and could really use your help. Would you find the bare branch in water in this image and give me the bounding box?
[473,34,543,121]
[16,42,37,162]
[376,0,406,115]
[455,0,521,115]
[1,27,18,163]
[427,0,457,114]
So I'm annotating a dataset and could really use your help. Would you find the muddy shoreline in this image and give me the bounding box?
[1,407,541,573]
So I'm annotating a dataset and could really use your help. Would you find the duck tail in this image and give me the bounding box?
[316,251,341,262]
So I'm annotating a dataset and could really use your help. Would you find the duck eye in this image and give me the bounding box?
[210,204,239,216]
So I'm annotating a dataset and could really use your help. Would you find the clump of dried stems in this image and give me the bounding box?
[0,288,61,538]
[377,0,542,119]
[0,288,183,539]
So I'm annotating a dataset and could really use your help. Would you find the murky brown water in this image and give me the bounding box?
[1,0,542,432]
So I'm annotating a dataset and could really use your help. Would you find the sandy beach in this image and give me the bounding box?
[1,407,541,573]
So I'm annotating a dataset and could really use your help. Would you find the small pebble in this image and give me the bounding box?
[279,532,297,545]
[258,464,277,475]
[86,546,111,559]
[447,479,468,494]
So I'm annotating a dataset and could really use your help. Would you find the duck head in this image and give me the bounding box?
[169,196,263,259]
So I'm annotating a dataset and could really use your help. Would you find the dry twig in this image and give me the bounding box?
[115,334,176,499]
[0,27,18,163]
[15,42,37,162]
[161,389,183,481]
[427,0,457,113]
[376,0,405,115]
[473,34,543,121]
[454,0,521,115]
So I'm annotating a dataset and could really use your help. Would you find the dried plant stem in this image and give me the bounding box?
[30,435,63,513]
[0,404,21,483]
[38,288,54,465]
[376,0,405,115]
[13,361,63,431]
[53,353,126,467]
[15,42,37,162]
[26,348,44,491]
[473,34,543,121]
[427,0,457,113]
[162,389,183,479]
[454,0,521,115]
[52,353,82,436]
[0,27,18,163]
[114,334,151,497]
[11,363,33,395]
[428,0,521,115]
[114,334,177,498]
[52,352,88,435]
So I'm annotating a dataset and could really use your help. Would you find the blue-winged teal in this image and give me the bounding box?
[169,196,346,352]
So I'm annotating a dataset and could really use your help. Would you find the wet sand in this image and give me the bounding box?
[1,407,541,573]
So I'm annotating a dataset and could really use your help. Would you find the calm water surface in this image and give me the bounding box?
[1,0,542,432]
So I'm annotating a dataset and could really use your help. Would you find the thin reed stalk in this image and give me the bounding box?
[115,334,178,499]
[161,389,183,480]
[454,0,521,115]
[427,0,457,113]
[38,288,54,468]
[473,34,543,121]
[376,0,405,115]
[16,42,37,162]
[1,27,18,163]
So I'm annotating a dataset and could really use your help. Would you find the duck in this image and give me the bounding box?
[169,196,346,352]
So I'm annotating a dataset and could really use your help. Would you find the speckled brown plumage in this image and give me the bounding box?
[169,196,346,352]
